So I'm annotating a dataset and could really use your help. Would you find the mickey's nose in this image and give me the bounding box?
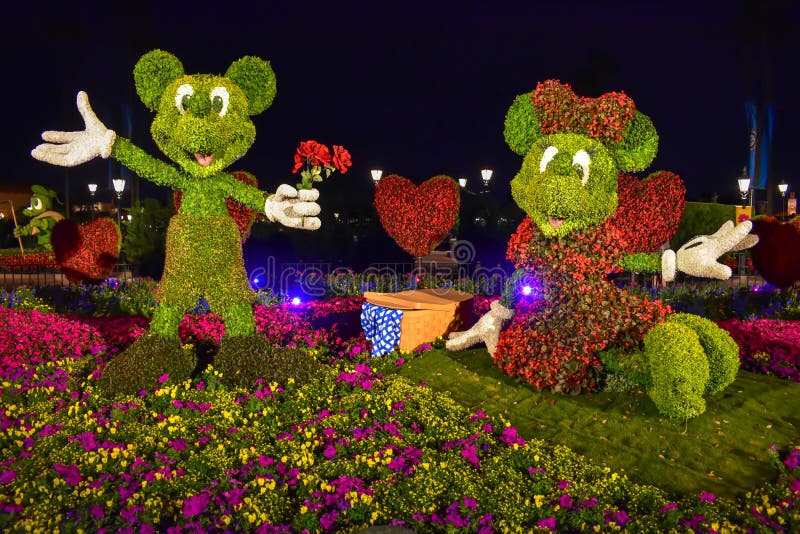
[188,94,212,117]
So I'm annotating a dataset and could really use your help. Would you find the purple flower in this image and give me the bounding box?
[53,463,82,486]
[557,479,571,489]
[559,494,574,509]
[90,504,105,519]
[182,493,210,518]
[660,502,678,513]
[158,373,169,384]
[461,443,480,467]
[463,496,477,510]
[169,439,187,452]
[323,443,337,460]
[784,449,800,469]
[699,490,716,503]
[499,425,526,447]
[0,469,16,485]
[537,517,556,530]
[319,510,338,530]
[605,510,630,526]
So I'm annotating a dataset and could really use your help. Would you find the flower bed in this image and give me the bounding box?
[1,347,798,532]
[717,318,800,381]
[1,286,799,531]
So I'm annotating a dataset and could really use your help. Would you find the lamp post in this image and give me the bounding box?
[88,183,97,220]
[737,174,751,208]
[112,179,126,229]
[371,169,383,186]
[481,169,493,190]
[778,181,789,220]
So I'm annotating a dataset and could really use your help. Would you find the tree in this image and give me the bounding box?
[123,198,171,278]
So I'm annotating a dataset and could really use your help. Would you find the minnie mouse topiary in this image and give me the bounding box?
[447,80,758,418]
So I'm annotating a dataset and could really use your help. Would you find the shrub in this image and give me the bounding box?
[214,334,322,389]
[667,313,739,395]
[598,347,651,390]
[98,335,197,396]
[645,322,709,419]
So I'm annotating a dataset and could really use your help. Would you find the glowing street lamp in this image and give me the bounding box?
[481,169,493,189]
[778,181,789,219]
[737,173,751,206]
[458,178,467,188]
[87,183,97,219]
[371,169,383,186]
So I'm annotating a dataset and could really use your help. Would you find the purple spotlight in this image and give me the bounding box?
[291,297,302,306]
[522,285,533,296]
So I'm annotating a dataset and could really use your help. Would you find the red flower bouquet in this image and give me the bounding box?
[292,140,352,190]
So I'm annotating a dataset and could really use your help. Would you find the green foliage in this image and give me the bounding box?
[510,133,618,238]
[607,111,659,172]
[153,215,255,337]
[133,50,185,112]
[122,198,171,278]
[598,347,652,390]
[670,202,736,249]
[666,313,739,395]
[214,335,322,389]
[117,278,157,318]
[619,252,661,274]
[503,93,541,155]
[224,56,277,115]
[0,286,53,312]
[98,335,197,396]
[645,321,709,419]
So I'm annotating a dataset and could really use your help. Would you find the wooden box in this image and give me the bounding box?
[363,288,475,351]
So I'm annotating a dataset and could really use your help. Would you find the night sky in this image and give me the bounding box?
[2,0,798,211]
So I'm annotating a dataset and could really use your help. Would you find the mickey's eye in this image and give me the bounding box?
[175,84,194,114]
[539,146,559,172]
[210,86,230,116]
[572,149,591,186]
[31,198,43,210]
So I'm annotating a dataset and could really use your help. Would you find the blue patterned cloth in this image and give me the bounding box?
[361,302,403,357]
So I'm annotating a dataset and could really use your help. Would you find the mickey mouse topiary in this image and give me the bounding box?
[31,50,324,385]
[447,80,756,418]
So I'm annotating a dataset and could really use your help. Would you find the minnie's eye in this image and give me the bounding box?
[539,146,559,172]
[572,149,591,186]
[210,86,229,116]
[175,84,194,114]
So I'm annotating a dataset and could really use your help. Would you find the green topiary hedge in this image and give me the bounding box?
[214,335,322,389]
[645,321,709,419]
[98,336,197,396]
[666,313,739,395]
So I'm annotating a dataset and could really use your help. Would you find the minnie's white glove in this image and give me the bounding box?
[31,91,116,166]
[265,184,321,230]
[446,300,514,356]
[662,220,758,282]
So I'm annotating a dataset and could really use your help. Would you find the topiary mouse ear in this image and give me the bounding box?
[134,50,185,112]
[504,93,544,156]
[225,56,277,115]
[607,111,659,172]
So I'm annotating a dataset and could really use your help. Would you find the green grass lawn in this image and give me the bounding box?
[391,348,800,500]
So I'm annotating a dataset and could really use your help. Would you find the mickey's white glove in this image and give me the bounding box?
[31,91,116,167]
[446,300,514,356]
[265,184,321,230]
[662,220,758,282]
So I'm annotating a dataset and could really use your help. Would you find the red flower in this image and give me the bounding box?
[296,140,332,167]
[332,145,352,174]
[292,153,305,174]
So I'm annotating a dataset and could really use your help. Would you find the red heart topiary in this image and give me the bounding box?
[374,174,460,257]
[174,170,259,242]
[609,171,686,253]
[52,218,120,285]
[749,216,800,288]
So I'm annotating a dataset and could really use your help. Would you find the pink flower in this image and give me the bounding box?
[182,492,210,518]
